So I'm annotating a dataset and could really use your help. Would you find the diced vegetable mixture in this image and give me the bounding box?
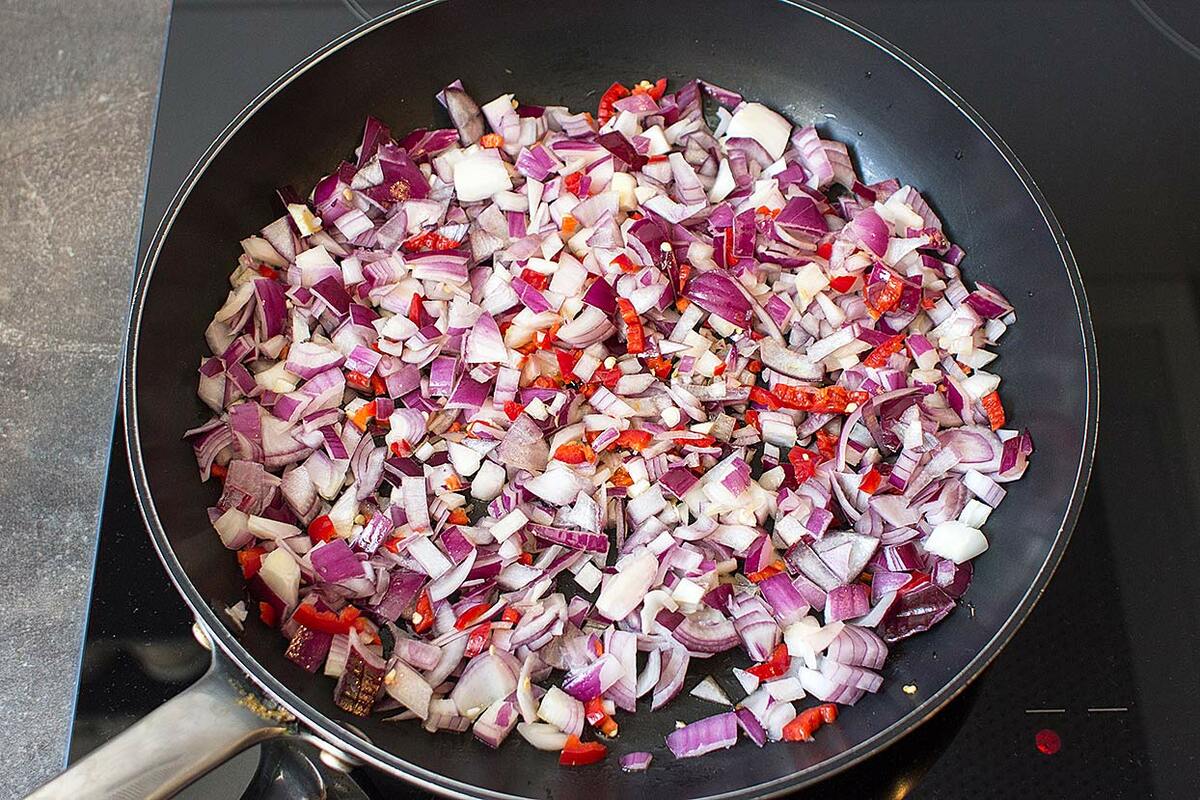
[192,77,1030,766]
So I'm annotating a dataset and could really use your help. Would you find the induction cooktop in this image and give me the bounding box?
[66,1,1200,797]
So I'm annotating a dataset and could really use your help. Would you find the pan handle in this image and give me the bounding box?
[27,649,291,800]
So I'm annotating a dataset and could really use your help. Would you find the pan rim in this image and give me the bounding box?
[122,0,1099,796]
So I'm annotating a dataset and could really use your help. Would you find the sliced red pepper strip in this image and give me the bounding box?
[673,433,716,447]
[407,292,423,324]
[981,391,1006,430]
[774,385,869,414]
[559,734,608,766]
[746,643,790,680]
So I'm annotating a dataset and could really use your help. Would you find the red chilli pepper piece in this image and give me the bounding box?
[782,706,826,742]
[503,401,525,421]
[454,602,493,631]
[616,298,646,354]
[865,274,905,319]
[749,384,782,410]
[815,429,838,462]
[859,468,883,495]
[746,559,786,584]
[407,292,424,324]
[644,355,673,379]
[463,622,492,658]
[411,590,434,634]
[345,370,372,393]
[293,603,357,636]
[631,77,668,101]
[611,253,639,273]
[613,429,652,452]
[348,400,376,432]
[559,734,608,766]
[501,607,522,625]
[520,267,550,290]
[746,643,790,680]
[863,334,906,368]
[817,703,838,724]
[981,391,1006,430]
[554,441,595,465]
[584,697,620,737]
[402,230,462,252]
[816,241,834,260]
[307,514,338,544]
[788,447,821,484]
[237,547,265,579]
[258,601,278,628]
[563,171,585,197]
[597,81,631,124]
[591,367,623,388]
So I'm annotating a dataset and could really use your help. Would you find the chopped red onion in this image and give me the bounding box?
[192,76,1031,763]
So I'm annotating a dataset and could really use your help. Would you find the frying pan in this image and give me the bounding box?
[29,0,1097,797]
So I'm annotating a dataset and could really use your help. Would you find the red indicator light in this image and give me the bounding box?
[1035,728,1061,756]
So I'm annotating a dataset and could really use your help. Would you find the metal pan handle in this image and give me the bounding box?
[27,649,290,800]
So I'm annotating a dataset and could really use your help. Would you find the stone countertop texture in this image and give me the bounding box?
[0,1,169,796]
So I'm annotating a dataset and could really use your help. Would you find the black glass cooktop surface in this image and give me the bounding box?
[67,1,1200,797]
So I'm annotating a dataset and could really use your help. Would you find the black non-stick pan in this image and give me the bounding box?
[29,1,1097,797]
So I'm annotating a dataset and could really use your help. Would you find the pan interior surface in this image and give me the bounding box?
[126,1,1094,797]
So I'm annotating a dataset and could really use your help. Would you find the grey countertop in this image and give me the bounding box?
[0,1,169,796]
